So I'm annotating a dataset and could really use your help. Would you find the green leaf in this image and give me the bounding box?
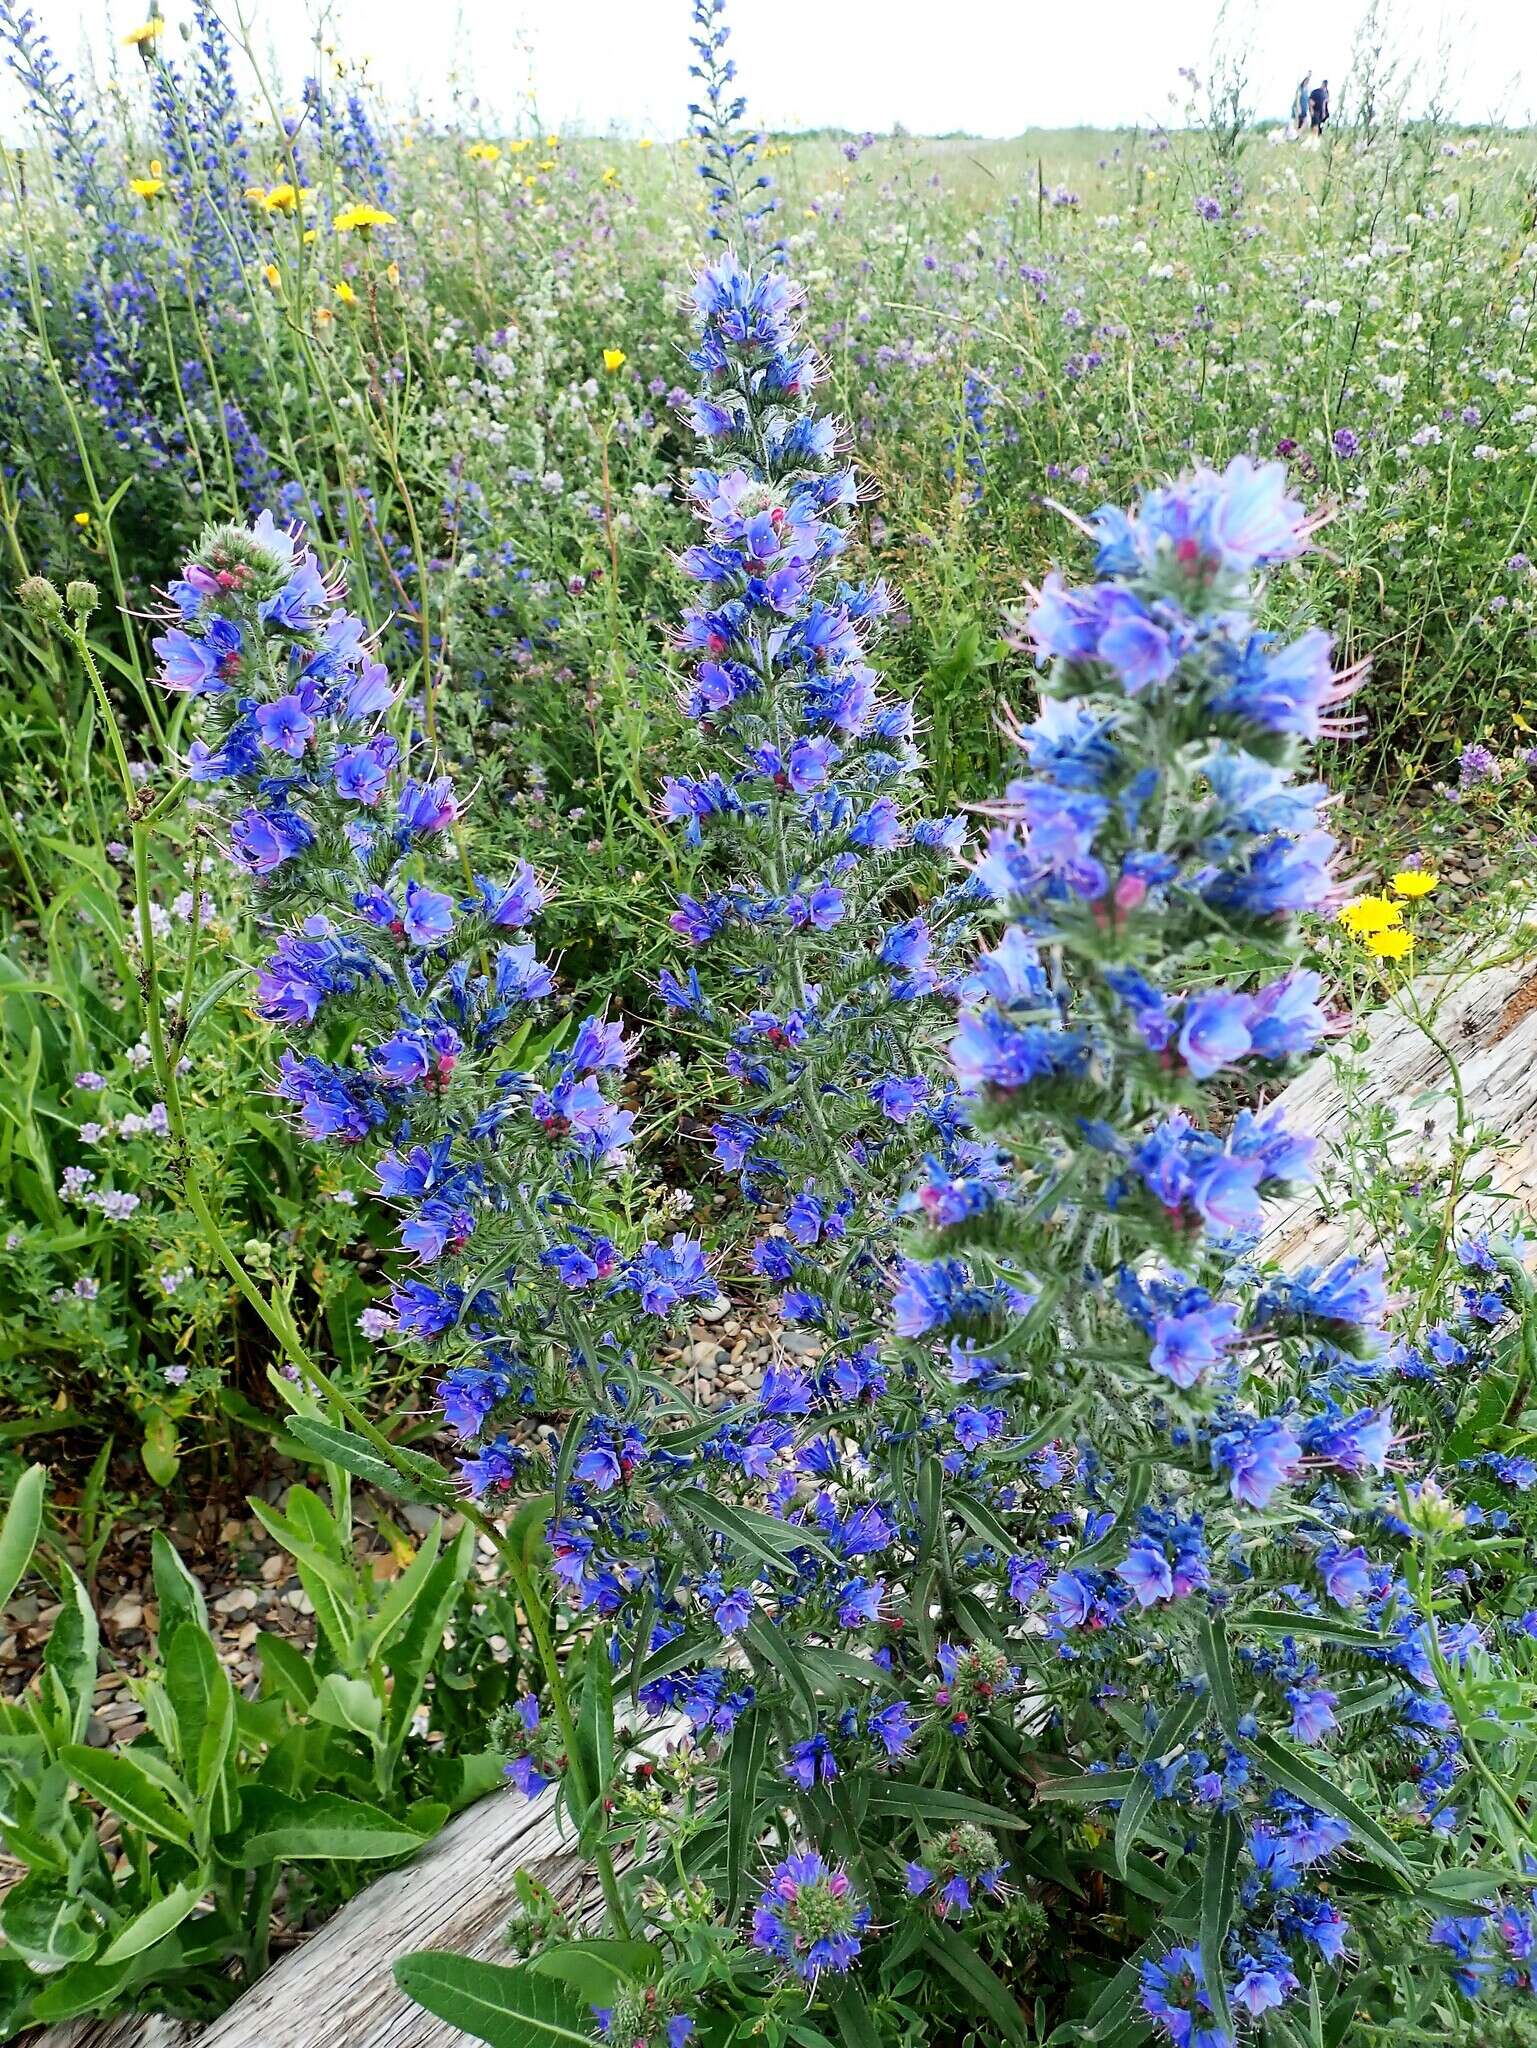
[0,1871,99,1969]
[0,1464,46,1612]
[1198,1810,1240,2039]
[60,1746,193,1848]
[152,1529,209,1642]
[165,1621,236,1811]
[1242,1612,1385,1650]
[832,1984,884,2048]
[528,1939,660,2000]
[394,1952,593,2046]
[41,1563,99,1746]
[140,1408,180,1488]
[98,1878,205,1966]
[725,1705,770,1919]
[921,1923,1029,2045]
[1034,1768,1140,1804]
[681,1493,835,1570]
[859,1780,1028,1830]
[384,1524,476,1763]
[1115,1690,1204,1875]
[1248,1735,1412,1878]
[230,1787,429,1864]
[285,1417,447,1506]
[257,1630,317,1710]
[311,1673,383,1739]
[1198,1613,1241,1742]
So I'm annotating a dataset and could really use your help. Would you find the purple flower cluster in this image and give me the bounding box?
[156,513,716,1497]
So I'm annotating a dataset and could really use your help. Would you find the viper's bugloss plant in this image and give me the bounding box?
[155,513,719,1516]
[884,462,1537,2041]
[661,251,980,1355]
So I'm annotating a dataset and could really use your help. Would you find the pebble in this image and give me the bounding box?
[214,1587,258,1616]
[106,1596,143,1631]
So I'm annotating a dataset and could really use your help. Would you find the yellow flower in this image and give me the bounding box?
[302,227,317,244]
[385,261,401,288]
[333,203,397,235]
[639,137,654,150]
[122,19,164,45]
[334,279,357,305]
[508,138,531,155]
[1391,869,1439,898]
[258,182,301,214]
[314,306,334,328]
[536,158,556,173]
[1367,927,1414,960]
[262,262,281,291]
[467,142,501,163]
[129,163,165,200]
[1337,894,1402,938]
[545,133,560,148]
[73,511,91,528]
[601,167,619,187]
[602,348,627,373]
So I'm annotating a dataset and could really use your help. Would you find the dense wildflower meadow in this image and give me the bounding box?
[3,3,1537,2045]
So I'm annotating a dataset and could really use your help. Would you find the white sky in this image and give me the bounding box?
[39,0,1537,135]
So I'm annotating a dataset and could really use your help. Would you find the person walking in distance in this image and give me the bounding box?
[1308,77,1329,134]
[1293,72,1311,131]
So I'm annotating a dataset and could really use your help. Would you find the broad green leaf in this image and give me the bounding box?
[165,1622,236,1811]
[230,1787,428,1864]
[528,1939,661,1999]
[256,1630,317,1711]
[99,1878,204,1965]
[40,1563,98,1746]
[311,1673,383,1739]
[151,1529,209,1642]
[395,1952,592,2046]
[0,1871,99,1969]
[0,1464,46,1612]
[60,1747,193,1848]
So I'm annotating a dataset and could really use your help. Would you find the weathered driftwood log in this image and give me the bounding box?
[22,1790,596,2048]
[23,934,1537,2048]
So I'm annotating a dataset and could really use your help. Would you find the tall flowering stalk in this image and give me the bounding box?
[686,0,774,245]
[661,252,978,1367]
[892,461,1533,2040]
[143,512,740,1932]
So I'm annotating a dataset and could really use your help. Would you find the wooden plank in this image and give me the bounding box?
[1263,937,1537,1271]
[24,939,1537,2048]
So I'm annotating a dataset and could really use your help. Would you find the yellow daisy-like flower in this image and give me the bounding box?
[639,137,655,150]
[1391,869,1439,898]
[602,348,627,373]
[601,166,619,187]
[385,261,401,288]
[1367,927,1414,960]
[508,138,531,155]
[73,511,91,528]
[334,279,357,305]
[467,142,501,163]
[122,19,164,45]
[129,163,165,200]
[1337,894,1402,938]
[258,182,301,214]
[536,158,557,173]
[262,263,281,291]
[545,133,560,148]
[333,203,397,235]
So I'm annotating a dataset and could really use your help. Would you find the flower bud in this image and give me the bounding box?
[66,579,100,618]
[18,575,63,622]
